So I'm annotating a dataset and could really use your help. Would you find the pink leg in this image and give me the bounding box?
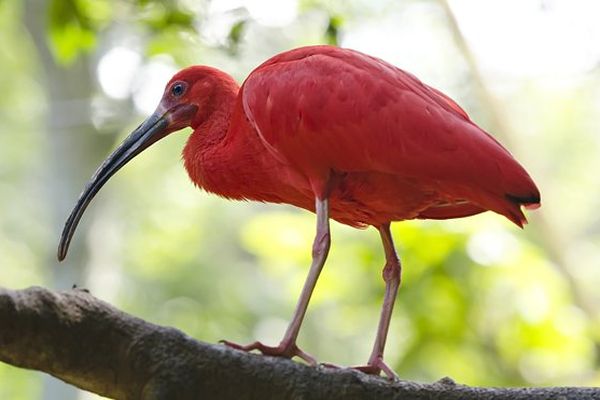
[352,223,401,379]
[222,197,331,366]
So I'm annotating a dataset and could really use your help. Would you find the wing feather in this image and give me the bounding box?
[241,46,539,224]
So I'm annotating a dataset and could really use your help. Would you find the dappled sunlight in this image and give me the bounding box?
[467,229,521,266]
[240,212,315,274]
[97,46,141,100]
[132,57,178,115]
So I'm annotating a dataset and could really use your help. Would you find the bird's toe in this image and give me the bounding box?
[220,339,317,366]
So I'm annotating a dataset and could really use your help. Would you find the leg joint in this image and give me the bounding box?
[382,258,401,283]
[312,230,331,258]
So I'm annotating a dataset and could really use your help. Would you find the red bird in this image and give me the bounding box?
[58,45,540,378]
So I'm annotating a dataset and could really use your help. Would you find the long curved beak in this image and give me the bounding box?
[57,105,195,261]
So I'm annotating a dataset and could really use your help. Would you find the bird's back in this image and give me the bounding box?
[237,45,539,226]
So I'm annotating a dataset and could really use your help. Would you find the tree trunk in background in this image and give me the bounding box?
[23,1,117,398]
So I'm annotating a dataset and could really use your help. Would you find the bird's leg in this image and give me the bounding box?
[221,197,331,366]
[351,223,401,379]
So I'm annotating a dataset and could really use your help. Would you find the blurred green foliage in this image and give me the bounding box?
[47,0,106,63]
[324,15,343,45]
[1,0,599,399]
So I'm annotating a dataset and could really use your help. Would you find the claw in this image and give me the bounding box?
[220,339,317,366]
[353,357,399,380]
[320,357,399,380]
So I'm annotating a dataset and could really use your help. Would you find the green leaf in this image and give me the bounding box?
[325,14,343,46]
[227,19,246,55]
[142,4,195,32]
[47,0,97,65]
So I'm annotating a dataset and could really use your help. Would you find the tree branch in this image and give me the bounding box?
[0,286,597,399]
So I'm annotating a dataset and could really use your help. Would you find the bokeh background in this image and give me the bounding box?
[1,0,600,398]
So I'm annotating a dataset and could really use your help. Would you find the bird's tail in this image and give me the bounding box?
[501,192,541,227]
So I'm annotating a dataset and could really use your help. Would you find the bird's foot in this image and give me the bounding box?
[321,357,399,380]
[220,339,317,366]
[352,357,399,380]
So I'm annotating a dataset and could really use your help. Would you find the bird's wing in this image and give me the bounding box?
[241,46,539,224]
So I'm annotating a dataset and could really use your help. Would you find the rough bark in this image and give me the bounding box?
[0,286,598,400]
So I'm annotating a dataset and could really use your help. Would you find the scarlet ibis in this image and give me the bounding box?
[58,45,540,379]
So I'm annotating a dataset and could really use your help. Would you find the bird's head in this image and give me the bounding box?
[57,66,238,261]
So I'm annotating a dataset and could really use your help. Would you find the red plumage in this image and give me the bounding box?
[182,45,540,227]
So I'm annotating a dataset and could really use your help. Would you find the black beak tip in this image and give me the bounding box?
[57,244,67,262]
[57,229,71,262]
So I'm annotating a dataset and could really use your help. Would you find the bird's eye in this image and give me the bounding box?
[171,82,186,97]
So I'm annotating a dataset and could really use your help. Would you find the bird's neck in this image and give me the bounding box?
[182,80,243,196]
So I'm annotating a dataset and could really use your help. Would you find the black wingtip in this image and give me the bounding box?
[506,192,541,208]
